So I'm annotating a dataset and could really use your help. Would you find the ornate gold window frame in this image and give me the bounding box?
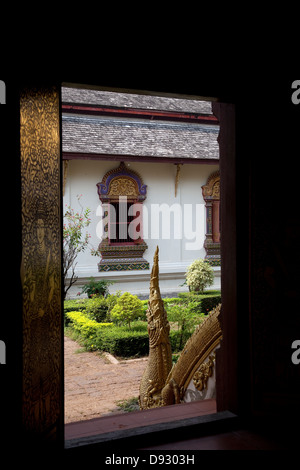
[96,162,149,271]
[201,170,221,266]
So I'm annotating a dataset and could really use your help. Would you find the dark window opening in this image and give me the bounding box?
[109,200,141,244]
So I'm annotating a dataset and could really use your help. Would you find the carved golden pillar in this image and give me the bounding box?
[212,200,220,243]
[20,85,63,442]
[201,171,221,266]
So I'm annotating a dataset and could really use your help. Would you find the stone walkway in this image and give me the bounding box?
[64,335,148,423]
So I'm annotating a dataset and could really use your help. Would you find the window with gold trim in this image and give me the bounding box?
[96,162,149,271]
[201,171,221,266]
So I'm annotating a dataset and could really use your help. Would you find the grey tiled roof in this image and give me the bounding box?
[62,87,219,160]
[62,115,219,160]
[61,86,213,114]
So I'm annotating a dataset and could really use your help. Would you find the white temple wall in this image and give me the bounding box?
[63,159,220,298]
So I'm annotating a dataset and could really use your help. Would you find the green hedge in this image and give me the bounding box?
[177,291,221,314]
[94,325,191,357]
[200,295,221,313]
[65,296,148,324]
[65,309,192,357]
[64,291,220,357]
[95,326,149,357]
[83,296,109,323]
[64,292,220,321]
[65,310,113,339]
[64,299,90,313]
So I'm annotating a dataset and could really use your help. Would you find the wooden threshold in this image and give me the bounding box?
[64,399,238,450]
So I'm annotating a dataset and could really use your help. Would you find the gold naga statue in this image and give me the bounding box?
[139,246,222,410]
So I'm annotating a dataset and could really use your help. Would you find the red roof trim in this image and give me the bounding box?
[63,151,219,164]
[62,103,219,124]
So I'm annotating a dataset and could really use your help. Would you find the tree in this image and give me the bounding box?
[63,196,91,299]
[166,302,202,350]
[110,292,144,328]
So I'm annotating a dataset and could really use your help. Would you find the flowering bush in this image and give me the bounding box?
[185,259,214,293]
[63,195,92,299]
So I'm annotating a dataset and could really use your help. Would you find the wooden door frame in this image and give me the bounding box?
[15,81,241,452]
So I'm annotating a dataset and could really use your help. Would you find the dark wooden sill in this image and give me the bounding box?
[64,399,238,451]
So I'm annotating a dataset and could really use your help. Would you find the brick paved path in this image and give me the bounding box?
[64,336,148,423]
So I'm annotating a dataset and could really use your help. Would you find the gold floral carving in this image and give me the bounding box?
[108,177,138,197]
[212,181,220,198]
[201,171,220,199]
[97,161,147,202]
[192,353,216,391]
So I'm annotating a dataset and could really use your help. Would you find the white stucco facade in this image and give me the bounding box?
[63,159,221,298]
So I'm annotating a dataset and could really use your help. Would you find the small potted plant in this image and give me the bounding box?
[79,277,115,298]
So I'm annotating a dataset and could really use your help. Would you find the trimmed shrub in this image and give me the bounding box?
[200,295,221,313]
[66,308,195,356]
[83,296,109,323]
[178,290,220,300]
[65,291,221,356]
[66,310,113,340]
[64,298,90,313]
[95,322,192,357]
[110,292,144,328]
[177,291,221,314]
[163,297,187,306]
[95,322,149,357]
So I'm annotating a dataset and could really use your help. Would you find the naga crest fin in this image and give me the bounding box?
[149,245,160,297]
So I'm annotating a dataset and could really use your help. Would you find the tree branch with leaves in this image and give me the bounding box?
[63,195,91,299]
